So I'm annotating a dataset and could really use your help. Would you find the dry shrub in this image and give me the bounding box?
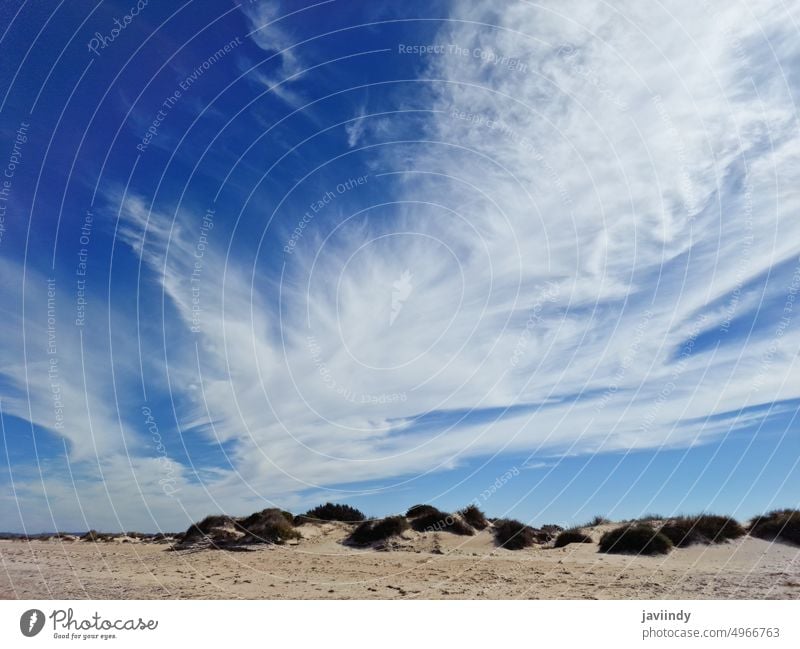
[177,510,300,548]
[80,530,114,542]
[554,528,593,548]
[598,524,672,555]
[300,502,365,523]
[410,508,474,535]
[238,508,301,544]
[179,515,236,545]
[541,524,564,536]
[347,516,409,545]
[749,509,800,546]
[458,505,489,530]
[493,519,537,550]
[660,515,744,547]
[406,504,440,518]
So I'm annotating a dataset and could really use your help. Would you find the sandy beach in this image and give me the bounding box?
[2,523,799,600]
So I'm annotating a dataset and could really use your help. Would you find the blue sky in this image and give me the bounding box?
[0,0,799,532]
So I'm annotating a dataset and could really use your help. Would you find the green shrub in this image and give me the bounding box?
[598,524,672,555]
[660,515,744,547]
[410,508,474,535]
[493,519,537,550]
[749,509,800,546]
[301,502,366,523]
[406,504,441,518]
[347,516,409,545]
[554,528,593,548]
[458,505,489,530]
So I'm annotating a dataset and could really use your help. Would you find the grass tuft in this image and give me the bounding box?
[587,515,611,527]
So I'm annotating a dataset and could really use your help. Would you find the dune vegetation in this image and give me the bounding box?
[658,515,745,547]
[598,524,673,555]
[59,504,799,556]
[347,516,409,546]
[748,509,800,546]
[554,528,593,548]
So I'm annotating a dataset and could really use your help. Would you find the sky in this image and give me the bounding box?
[0,0,799,533]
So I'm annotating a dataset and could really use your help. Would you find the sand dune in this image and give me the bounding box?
[2,522,799,599]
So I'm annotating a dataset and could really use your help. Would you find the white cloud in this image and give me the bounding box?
[240,0,304,76]
[104,0,800,515]
[4,0,800,529]
[345,106,368,147]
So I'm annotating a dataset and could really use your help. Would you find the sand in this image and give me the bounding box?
[2,524,799,599]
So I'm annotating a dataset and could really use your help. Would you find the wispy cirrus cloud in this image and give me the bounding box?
[91,0,800,521]
[241,0,305,77]
[3,0,799,532]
